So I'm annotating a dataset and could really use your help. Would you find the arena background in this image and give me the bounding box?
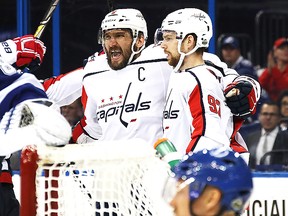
[1,1,288,215]
[1,0,288,79]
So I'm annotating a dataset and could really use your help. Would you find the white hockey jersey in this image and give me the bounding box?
[43,51,239,112]
[163,65,233,155]
[43,51,239,114]
[70,45,257,159]
[77,45,172,146]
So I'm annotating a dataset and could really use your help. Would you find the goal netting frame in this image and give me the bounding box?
[20,139,172,216]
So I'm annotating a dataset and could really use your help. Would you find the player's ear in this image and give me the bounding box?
[187,35,195,46]
[135,33,145,50]
[204,186,222,211]
[183,34,195,52]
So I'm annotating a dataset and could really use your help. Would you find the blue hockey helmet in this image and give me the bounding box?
[172,148,253,214]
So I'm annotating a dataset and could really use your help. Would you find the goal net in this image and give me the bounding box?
[20,139,173,216]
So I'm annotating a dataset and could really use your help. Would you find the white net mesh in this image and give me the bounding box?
[34,139,172,216]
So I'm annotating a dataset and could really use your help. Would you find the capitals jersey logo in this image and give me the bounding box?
[97,82,151,127]
[163,89,179,119]
[163,100,179,119]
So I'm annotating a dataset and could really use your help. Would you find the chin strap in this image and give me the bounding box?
[173,39,200,72]
[127,34,146,64]
[189,200,196,216]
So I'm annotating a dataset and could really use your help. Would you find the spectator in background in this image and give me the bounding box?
[277,90,288,130]
[271,127,288,166]
[221,36,257,79]
[259,37,288,102]
[244,101,281,169]
[60,97,83,128]
[263,90,288,167]
[221,36,260,124]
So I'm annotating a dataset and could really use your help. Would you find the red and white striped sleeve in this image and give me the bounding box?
[42,67,84,107]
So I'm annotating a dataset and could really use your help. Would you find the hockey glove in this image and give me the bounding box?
[224,80,257,119]
[1,99,71,149]
[12,35,46,71]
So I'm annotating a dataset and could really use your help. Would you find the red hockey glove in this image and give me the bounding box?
[224,80,257,119]
[12,35,46,70]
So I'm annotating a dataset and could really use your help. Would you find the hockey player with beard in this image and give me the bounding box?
[155,8,261,161]
[70,8,261,164]
[69,9,167,145]
[71,8,172,145]
[0,35,71,216]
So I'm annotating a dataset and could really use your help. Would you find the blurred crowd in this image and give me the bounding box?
[220,35,288,170]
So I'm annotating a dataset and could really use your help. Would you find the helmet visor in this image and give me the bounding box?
[154,28,163,46]
[154,28,183,46]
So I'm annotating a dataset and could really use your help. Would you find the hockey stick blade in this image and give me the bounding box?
[34,0,60,39]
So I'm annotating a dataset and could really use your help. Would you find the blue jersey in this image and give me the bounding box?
[0,57,47,183]
[233,56,257,79]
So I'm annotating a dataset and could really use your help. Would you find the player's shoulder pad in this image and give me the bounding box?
[84,50,106,65]
[205,60,225,75]
[85,52,98,64]
[83,52,108,74]
[85,52,107,65]
[138,44,167,61]
[203,52,231,70]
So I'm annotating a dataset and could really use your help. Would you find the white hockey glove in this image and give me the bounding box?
[0,100,71,155]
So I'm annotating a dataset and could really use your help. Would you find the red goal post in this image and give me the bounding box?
[20,139,172,216]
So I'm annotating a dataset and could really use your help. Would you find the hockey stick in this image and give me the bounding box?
[21,0,60,72]
[34,0,60,39]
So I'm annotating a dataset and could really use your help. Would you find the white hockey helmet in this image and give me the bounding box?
[158,8,213,71]
[98,8,148,44]
[161,8,212,49]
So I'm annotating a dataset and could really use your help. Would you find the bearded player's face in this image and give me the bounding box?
[103,29,133,70]
[160,31,181,68]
